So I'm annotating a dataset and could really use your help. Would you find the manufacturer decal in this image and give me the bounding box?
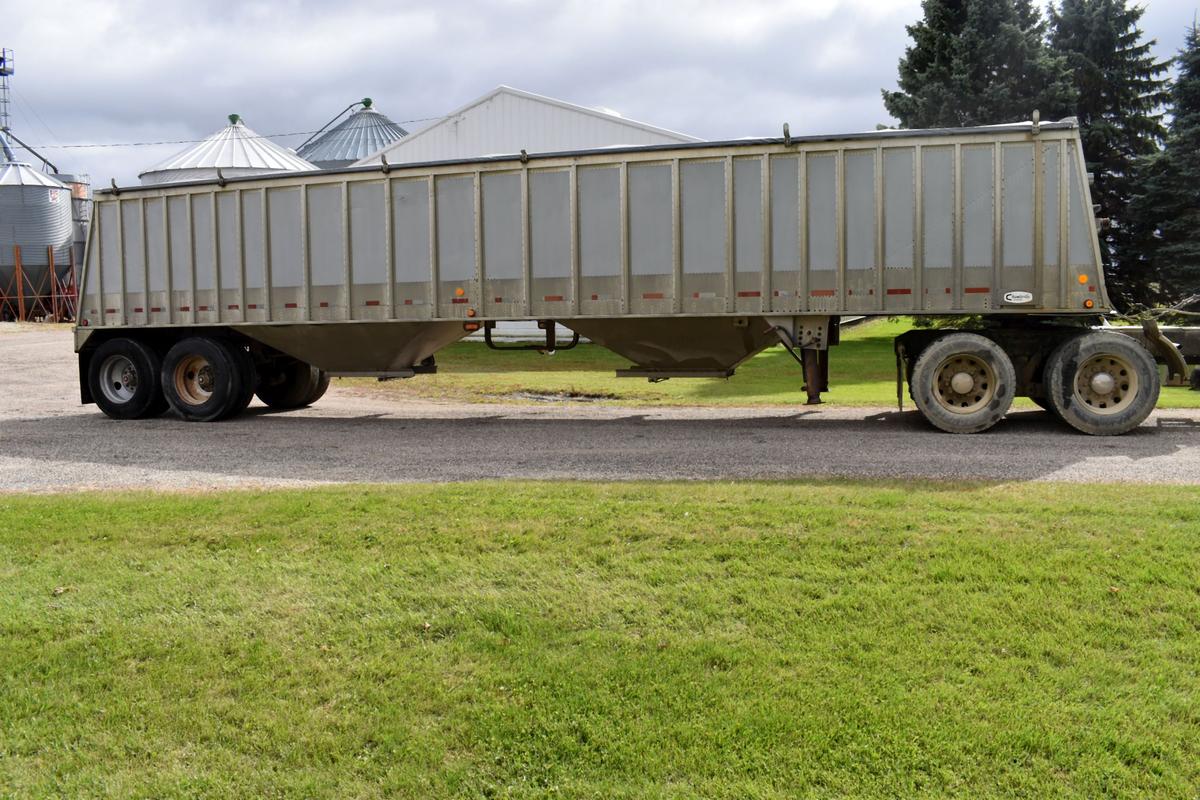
[1003,291,1033,304]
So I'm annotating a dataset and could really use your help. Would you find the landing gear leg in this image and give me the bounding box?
[802,348,826,405]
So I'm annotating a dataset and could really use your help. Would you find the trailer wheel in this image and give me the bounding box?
[1045,332,1159,435]
[255,358,329,409]
[1190,367,1200,391]
[911,333,1015,433]
[161,337,243,422]
[88,338,167,420]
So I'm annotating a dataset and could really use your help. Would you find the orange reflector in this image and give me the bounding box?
[463,322,480,332]
[1084,299,1095,309]
[455,287,465,297]
[466,308,477,317]
[1078,274,1088,285]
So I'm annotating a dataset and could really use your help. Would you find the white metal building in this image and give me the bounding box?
[353,86,700,342]
[355,86,698,167]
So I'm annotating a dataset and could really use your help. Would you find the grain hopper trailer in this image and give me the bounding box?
[74,117,1160,434]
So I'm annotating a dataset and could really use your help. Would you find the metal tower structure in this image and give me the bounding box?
[0,48,14,159]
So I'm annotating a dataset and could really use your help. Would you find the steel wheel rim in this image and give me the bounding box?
[173,354,215,407]
[99,354,138,405]
[1073,353,1138,416]
[933,353,996,414]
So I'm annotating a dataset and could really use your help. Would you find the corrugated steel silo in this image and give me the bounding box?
[297,98,408,169]
[0,157,74,320]
[139,114,315,185]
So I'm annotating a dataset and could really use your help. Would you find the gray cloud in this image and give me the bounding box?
[3,0,1196,184]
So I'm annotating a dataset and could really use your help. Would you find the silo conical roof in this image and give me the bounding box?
[297,100,408,169]
[0,160,69,188]
[138,114,316,185]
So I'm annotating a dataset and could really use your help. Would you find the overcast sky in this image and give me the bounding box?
[3,0,1198,185]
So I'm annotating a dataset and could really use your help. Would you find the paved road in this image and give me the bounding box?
[2,325,1198,491]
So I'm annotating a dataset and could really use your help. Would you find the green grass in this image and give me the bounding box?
[2,482,1198,798]
[341,318,1200,409]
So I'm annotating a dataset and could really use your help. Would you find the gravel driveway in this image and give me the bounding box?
[2,324,1198,491]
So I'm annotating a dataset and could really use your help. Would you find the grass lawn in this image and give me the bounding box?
[2,482,1198,798]
[340,318,1200,410]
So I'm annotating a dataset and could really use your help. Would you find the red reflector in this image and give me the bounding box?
[809,289,835,297]
[463,322,481,332]
[105,308,117,314]
[494,297,503,303]
[319,302,329,308]
[590,294,599,301]
[642,292,665,300]
[365,300,381,306]
[248,304,258,309]
[227,304,239,310]
[450,298,468,304]
[179,306,190,311]
[284,302,298,309]
[151,307,163,313]
[944,287,952,294]
[80,319,89,326]
[964,287,990,294]
[886,288,912,295]
[543,295,564,302]
[198,305,209,311]
[1089,285,1096,293]
[736,290,761,298]
[403,299,413,305]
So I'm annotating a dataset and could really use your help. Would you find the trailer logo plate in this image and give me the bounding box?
[1003,291,1033,304]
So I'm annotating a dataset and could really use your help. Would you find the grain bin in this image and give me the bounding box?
[297,98,408,169]
[138,114,315,185]
[0,150,74,320]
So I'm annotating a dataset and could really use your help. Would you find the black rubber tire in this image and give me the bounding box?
[911,332,1015,434]
[255,358,327,409]
[1190,367,1200,391]
[88,337,167,420]
[303,370,331,406]
[161,337,241,422]
[218,341,256,420]
[1045,332,1159,435]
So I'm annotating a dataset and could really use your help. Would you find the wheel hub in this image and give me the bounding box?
[1089,371,1115,396]
[934,354,996,414]
[950,371,975,394]
[1074,354,1137,415]
[98,354,139,404]
[174,355,215,406]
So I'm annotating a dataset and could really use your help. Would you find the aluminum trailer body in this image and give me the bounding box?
[75,118,1162,434]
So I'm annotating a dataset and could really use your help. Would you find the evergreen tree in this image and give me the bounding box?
[884,0,1074,128]
[1134,25,1200,303]
[1049,0,1170,308]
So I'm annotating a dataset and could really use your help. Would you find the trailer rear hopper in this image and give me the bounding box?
[75,118,1161,434]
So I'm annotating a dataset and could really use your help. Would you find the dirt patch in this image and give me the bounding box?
[503,390,621,403]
